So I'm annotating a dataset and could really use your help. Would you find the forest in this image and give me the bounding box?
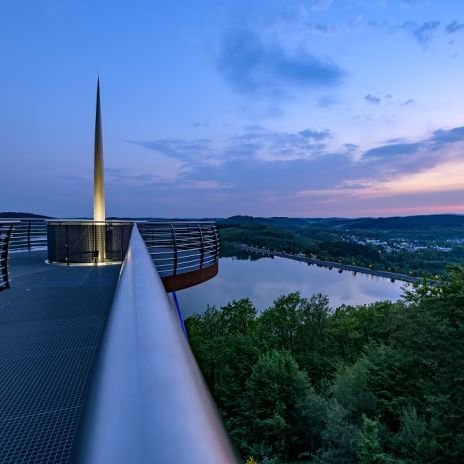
[185,266,464,463]
[218,215,464,277]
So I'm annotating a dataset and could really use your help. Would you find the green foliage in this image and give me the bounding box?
[317,241,381,264]
[246,457,258,464]
[356,416,388,464]
[219,223,317,258]
[314,400,359,464]
[239,350,313,461]
[330,360,377,422]
[393,407,427,463]
[217,215,464,277]
[186,267,464,463]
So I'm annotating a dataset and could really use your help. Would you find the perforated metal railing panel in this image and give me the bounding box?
[0,251,121,463]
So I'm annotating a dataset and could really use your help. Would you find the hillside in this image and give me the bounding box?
[217,214,464,276]
[218,214,464,230]
[338,214,464,230]
[0,212,52,219]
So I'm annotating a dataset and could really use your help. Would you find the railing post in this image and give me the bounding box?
[65,224,70,266]
[212,224,220,260]
[120,224,124,262]
[198,224,205,269]
[171,224,178,276]
[27,221,32,251]
[0,225,13,291]
[94,223,97,265]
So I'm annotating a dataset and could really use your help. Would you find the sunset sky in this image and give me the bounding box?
[2,0,464,218]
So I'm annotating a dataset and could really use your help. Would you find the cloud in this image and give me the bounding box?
[369,20,441,48]
[298,129,332,140]
[131,138,212,163]
[364,126,464,159]
[364,94,381,104]
[307,23,339,35]
[364,142,423,158]
[229,127,333,161]
[307,0,334,11]
[431,126,464,144]
[192,121,210,128]
[216,28,345,97]
[358,126,464,183]
[317,95,343,108]
[402,20,441,47]
[128,125,464,216]
[446,21,464,34]
[367,160,464,196]
[136,126,334,164]
[137,125,464,175]
[178,126,464,214]
[400,0,424,5]
[400,98,415,106]
[110,123,464,217]
[364,94,413,107]
[183,155,355,195]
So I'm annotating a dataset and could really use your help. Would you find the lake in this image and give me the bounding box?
[177,256,408,318]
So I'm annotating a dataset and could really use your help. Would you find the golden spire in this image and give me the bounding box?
[93,77,106,222]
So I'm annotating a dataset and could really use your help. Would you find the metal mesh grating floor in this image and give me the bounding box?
[0,251,121,463]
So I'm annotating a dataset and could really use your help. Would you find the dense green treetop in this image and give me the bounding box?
[186,267,464,463]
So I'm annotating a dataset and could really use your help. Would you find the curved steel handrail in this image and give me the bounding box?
[2,218,47,251]
[6,218,220,286]
[138,221,220,281]
[74,225,237,463]
[0,223,15,291]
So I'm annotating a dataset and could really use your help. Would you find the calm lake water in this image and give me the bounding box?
[177,256,407,318]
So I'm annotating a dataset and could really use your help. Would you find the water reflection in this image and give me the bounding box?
[177,256,407,318]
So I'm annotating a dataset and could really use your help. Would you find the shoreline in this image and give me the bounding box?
[240,245,422,284]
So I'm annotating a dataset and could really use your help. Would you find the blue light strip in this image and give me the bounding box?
[172,291,188,339]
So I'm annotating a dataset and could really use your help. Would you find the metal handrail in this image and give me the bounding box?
[145,243,217,251]
[0,223,14,291]
[5,217,220,278]
[46,220,138,224]
[47,221,134,265]
[136,220,215,224]
[74,225,237,463]
[4,218,48,251]
[138,221,220,279]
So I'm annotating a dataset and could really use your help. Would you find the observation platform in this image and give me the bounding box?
[0,221,234,464]
[0,250,120,463]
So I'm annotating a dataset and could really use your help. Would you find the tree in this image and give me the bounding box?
[238,350,325,462]
[393,407,427,463]
[314,400,359,464]
[258,293,307,351]
[356,416,388,464]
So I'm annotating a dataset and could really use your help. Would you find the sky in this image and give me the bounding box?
[2,0,464,218]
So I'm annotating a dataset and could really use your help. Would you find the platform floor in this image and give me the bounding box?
[0,251,121,463]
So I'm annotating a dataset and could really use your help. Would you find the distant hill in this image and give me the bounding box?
[218,214,464,231]
[2,213,462,229]
[218,216,328,228]
[107,217,224,223]
[0,212,52,219]
[338,214,464,230]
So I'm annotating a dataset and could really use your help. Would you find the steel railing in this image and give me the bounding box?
[0,222,15,292]
[2,218,221,278]
[74,225,237,463]
[138,221,220,277]
[47,220,134,264]
[2,218,48,252]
